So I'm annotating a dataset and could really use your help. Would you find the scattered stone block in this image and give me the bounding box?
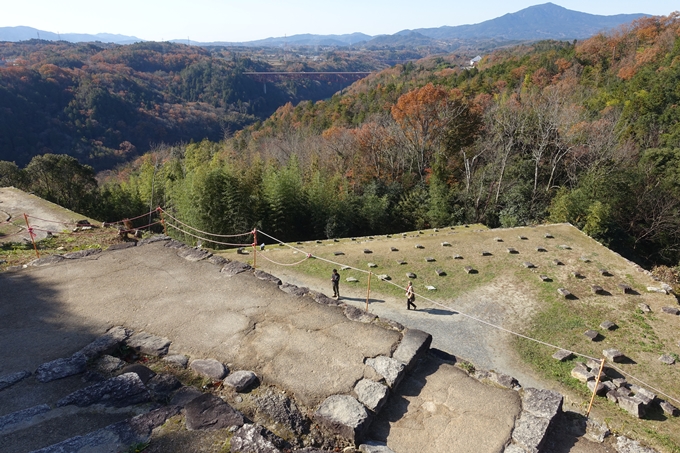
[441,241,451,247]
[190,359,228,380]
[464,266,475,274]
[518,235,528,240]
[553,259,564,266]
[661,306,680,315]
[314,395,371,444]
[617,396,645,418]
[341,265,351,271]
[613,378,627,388]
[559,245,571,250]
[602,381,617,392]
[185,393,244,430]
[636,388,656,405]
[647,286,668,294]
[571,366,594,383]
[354,379,389,412]
[603,349,625,363]
[424,257,436,262]
[0,370,32,391]
[334,251,345,256]
[659,355,676,365]
[638,303,651,313]
[580,256,591,263]
[453,254,463,259]
[481,251,492,256]
[507,247,518,254]
[397,260,407,265]
[367,262,378,268]
[57,373,150,408]
[365,356,405,388]
[494,237,503,242]
[606,390,619,403]
[586,358,603,370]
[536,247,547,252]
[600,321,617,330]
[224,370,258,392]
[435,268,446,276]
[587,380,607,396]
[552,349,573,361]
[591,285,604,294]
[557,288,571,298]
[660,401,679,416]
[425,286,437,291]
[571,271,585,279]
[390,247,398,252]
[544,233,554,238]
[406,272,416,279]
[618,283,633,294]
[539,275,551,282]
[346,277,359,283]
[523,262,536,268]
[584,330,599,341]
[126,331,171,357]
[377,274,391,281]
[599,269,612,276]
[415,244,424,249]
[35,353,88,383]
[316,240,323,244]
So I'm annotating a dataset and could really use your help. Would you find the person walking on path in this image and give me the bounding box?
[406,281,417,310]
[331,269,340,299]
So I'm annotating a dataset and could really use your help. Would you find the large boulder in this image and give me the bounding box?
[35,353,88,383]
[190,359,228,380]
[56,373,150,408]
[185,393,244,430]
[365,356,405,388]
[224,370,258,392]
[314,395,371,444]
[230,423,283,453]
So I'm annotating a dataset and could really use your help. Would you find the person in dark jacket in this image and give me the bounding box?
[331,269,340,298]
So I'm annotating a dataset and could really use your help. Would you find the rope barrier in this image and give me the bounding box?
[103,208,161,227]
[159,208,253,238]
[118,220,163,233]
[257,251,311,267]
[24,214,78,226]
[255,229,680,406]
[165,222,253,247]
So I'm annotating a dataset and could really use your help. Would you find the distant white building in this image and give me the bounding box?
[469,55,482,66]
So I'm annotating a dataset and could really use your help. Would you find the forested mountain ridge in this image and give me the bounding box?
[3,14,680,269]
[0,40,373,169]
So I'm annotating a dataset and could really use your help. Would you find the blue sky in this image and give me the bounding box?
[1,1,678,42]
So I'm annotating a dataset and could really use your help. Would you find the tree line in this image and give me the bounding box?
[2,14,679,268]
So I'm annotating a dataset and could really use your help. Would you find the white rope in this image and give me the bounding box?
[160,208,253,238]
[165,222,252,247]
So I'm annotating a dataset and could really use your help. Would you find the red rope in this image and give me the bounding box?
[103,207,161,226]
